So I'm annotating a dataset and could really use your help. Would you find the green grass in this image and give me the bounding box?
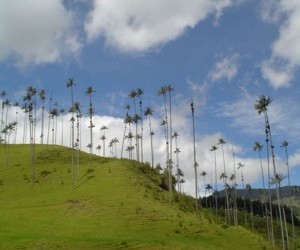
[0,144,276,249]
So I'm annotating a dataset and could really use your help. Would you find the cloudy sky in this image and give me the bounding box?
[1,0,300,197]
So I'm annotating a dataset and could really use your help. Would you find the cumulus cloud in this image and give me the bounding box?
[260,0,300,88]
[0,0,82,67]
[84,0,236,53]
[216,88,300,140]
[209,53,239,82]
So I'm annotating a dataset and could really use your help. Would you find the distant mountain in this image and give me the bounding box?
[217,186,300,200]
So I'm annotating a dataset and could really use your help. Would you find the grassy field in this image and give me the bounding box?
[0,144,278,249]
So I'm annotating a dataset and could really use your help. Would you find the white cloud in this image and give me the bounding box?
[260,0,300,88]
[216,89,300,141]
[261,60,292,89]
[84,0,236,53]
[0,0,82,67]
[209,53,239,82]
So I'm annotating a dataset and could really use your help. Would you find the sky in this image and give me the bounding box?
[1,0,300,197]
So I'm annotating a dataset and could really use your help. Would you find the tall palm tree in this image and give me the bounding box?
[121,113,132,158]
[255,95,284,248]
[21,103,29,144]
[96,145,101,156]
[121,105,130,158]
[26,86,37,144]
[191,101,198,210]
[129,89,139,162]
[220,172,229,221]
[200,171,208,208]
[85,86,95,157]
[144,107,154,168]
[49,108,59,145]
[254,141,271,242]
[160,118,173,204]
[172,132,180,190]
[231,146,238,225]
[66,78,75,190]
[3,99,11,144]
[245,184,254,232]
[166,85,174,190]
[24,86,36,184]
[270,173,289,249]
[13,102,19,144]
[281,141,297,249]
[136,88,144,162]
[218,138,230,224]
[206,183,213,210]
[59,109,65,146]
[1,122,16,167]
[237,162,247,225]
[100,125,108,157]
[0,90,7,143]
[210,145,218,215]
[39,89,46,144]
[176,167,184,193]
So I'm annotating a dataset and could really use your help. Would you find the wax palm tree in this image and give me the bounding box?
[237,162,247,225]
[96,145,101,156]
[218,138,230,224]
[281,140,297,249]
[59,109,65,146]
[13,102,19,144]
[66,78,75,190]
[254,141,271,242]
[111,137,119,157]
[1,122,16,166]
[210,145,218,215]
[220,172,229,221]
[24,86,36,184]
[39,89,46,144]
[46,97,53,145]
[158,86,172,204]
[126,145,134,159]
[100,125,108,157]
[129,89,139,161]
[3,99,11,143]
[191,101,198,210]
[121,105,130,158]
[26,86,37,144]
[200,171,208,208]
[121,113,132,158]
[0,90,7,143]
[173,132,180,190]
[245,184,254,232]
[136,88,144,162]
[160,118,173,204]
[144,107,154,168]
[85,86,95,157]
[230,146,239,225]
[176,167,184,193]
[255,95,284,248]
[49,108,59,145]
[206,183,213,210]
[21,103,29,144]
[166,85,174,188]
[270,173,289,249]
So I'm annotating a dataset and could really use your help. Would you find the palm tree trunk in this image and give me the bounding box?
[266,114,285,250]
[191,102,198,210]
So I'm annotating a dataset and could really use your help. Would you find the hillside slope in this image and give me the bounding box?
[0,145,274,249]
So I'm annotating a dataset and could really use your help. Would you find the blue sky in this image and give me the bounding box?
[1,0,300,196]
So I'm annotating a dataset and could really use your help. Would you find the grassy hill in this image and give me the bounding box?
[0,144,276,249]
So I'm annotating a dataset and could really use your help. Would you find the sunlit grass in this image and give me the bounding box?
[0,144,276,249]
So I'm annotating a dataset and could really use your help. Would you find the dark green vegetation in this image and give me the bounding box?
[0,145,275,250]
